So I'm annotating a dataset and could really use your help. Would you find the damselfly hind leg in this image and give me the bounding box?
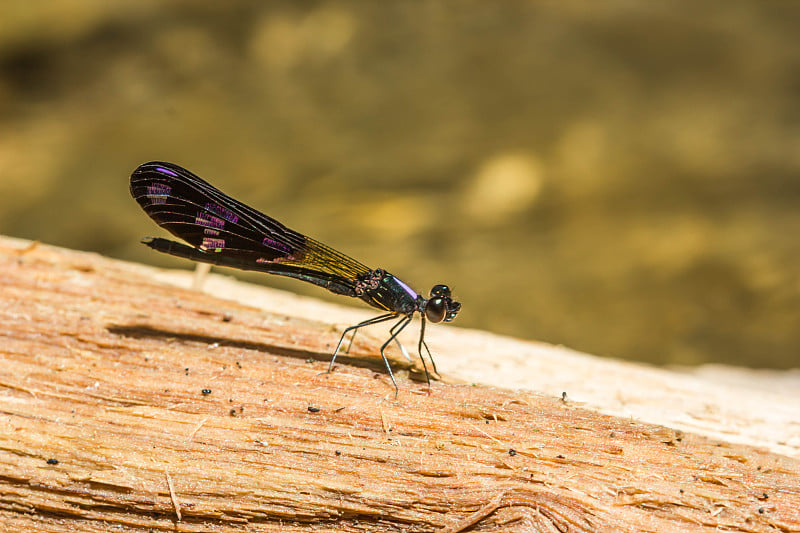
[323,313,398,375]
[346,322,411,362]
[379,315,413,397]
[322,312,429,397]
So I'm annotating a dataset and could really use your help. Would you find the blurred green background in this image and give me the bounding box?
[1,1,798,368]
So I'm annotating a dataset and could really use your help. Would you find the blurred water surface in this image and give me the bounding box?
[1,1,798,368]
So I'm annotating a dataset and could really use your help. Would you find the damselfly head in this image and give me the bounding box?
[425,284,461,323]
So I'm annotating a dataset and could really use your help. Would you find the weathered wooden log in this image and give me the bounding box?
[1,236,798,532]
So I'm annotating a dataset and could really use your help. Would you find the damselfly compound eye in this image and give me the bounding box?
[430,284,451,298]
[425,297,447,323]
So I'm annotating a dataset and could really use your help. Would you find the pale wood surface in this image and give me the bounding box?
[1,235,799,532]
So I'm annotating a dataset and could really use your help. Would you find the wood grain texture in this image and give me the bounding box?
[1,236,798,532]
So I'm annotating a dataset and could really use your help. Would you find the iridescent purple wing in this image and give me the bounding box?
[129,161,371,293]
